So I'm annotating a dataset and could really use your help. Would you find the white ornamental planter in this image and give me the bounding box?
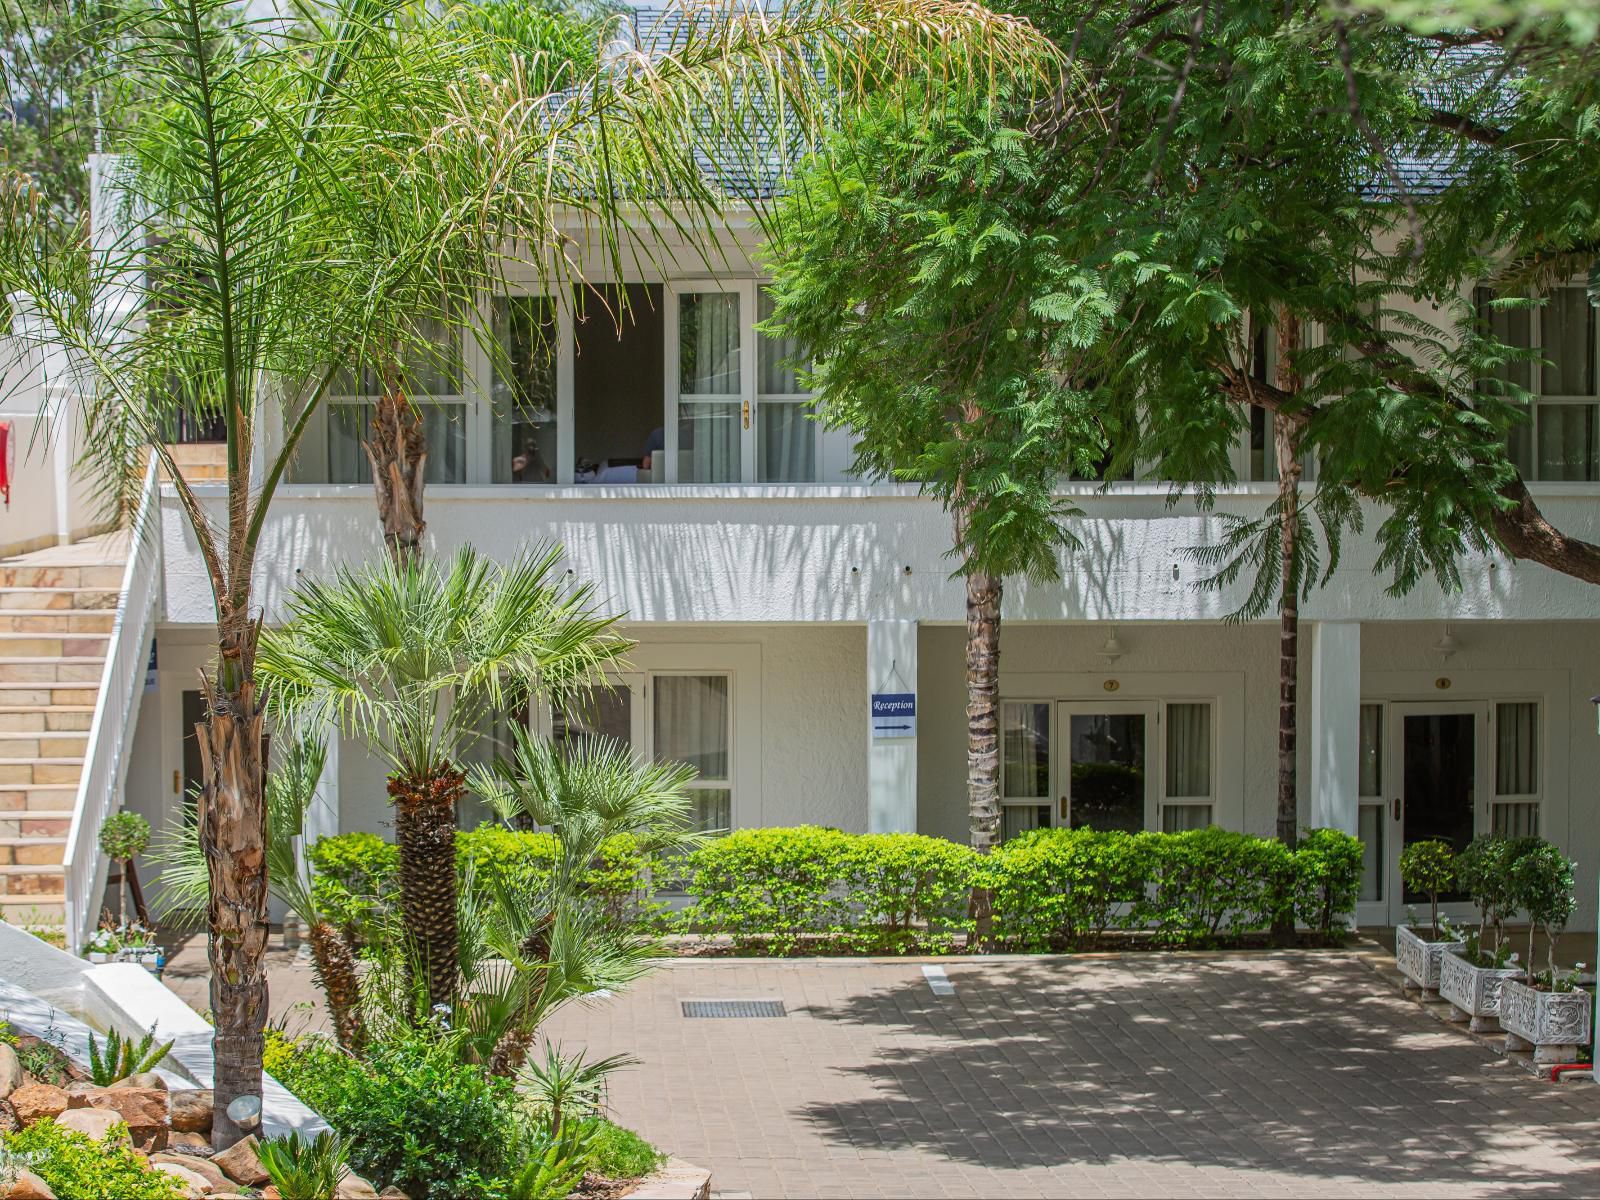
[1499,978,1592,1065]
[1395,924,1465,992]
[1438,948,1523,1033]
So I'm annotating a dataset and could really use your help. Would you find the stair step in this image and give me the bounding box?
[0,708,96,732]
[0,660,106,685]
[0,817,70,838]
[0,897,65,919]
[0,785,81,811]
[0,611,116,633]
[0,840,65,866]
[0,761,83,786]
[0,634,111,656]
[0,735,89,759]
[0,863,66,896]
[0,685,101,705]
[0,565,125,589]
[0,587,119,611]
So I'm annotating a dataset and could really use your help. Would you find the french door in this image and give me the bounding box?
[666,282,757,483]
[1055,701,1160,834]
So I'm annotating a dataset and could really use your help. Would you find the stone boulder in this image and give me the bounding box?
[0,1099,19,1134]
[0,1043,22,1099]
[152,1162,216,1198]
[336,1172,380,1199]
[8,1083,67,1126]
[0,1168,56,1199]
[212,1135,270,1187]
[151,1155,230,1194]
[62,1081,98,1108]
[169,1089,214,1134]
[84,1085,168,1151]
[120,1071,168,1091]
[55,1106,129,1144]
[167,1131,214,1155]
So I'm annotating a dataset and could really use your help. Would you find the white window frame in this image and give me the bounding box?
[1490,698,1543,839]
[1160,700,1216,832]
[471,289,576,485]
[664,279,757,484]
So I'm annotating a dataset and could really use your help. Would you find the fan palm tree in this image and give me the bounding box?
[0,0,1058,1145]
[159,734,369,1052]
[257,545,627,1010]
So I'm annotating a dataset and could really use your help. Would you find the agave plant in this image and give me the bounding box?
[159,734,367,1051]
[87,1026,173,1087]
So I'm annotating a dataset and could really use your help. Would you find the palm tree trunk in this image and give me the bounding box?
[391,765,465,1009]
[195,619,270,1150]
[307,920,365,1051]
[965,566,1003,948]
[364,379,428,565]
[1273,314,1303,851]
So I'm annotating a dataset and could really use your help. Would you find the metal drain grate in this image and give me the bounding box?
[681,999,786,1019]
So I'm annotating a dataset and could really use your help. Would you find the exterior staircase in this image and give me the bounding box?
[0,532,127,927]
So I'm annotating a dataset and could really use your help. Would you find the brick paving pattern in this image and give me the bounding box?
[544,952,1600,1199]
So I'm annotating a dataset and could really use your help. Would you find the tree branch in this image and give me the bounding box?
[1424,107,1504,146]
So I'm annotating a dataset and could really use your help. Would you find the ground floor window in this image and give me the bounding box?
[1357,703,1384,903]
[1492,700,1540,837]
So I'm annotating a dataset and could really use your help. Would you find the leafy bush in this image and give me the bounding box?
[989,828,1152,950]
[1508,838,1577,982]
[847,833,977,952]
[308,832,399,942]
[97,811,151,862]
[588,1121,663,1180]
[1291,829,1365,934]
[683,826,857,952]
[1399,839,1457,937]
[1143,828,1294,945]
[1456,835,1533,960]
[3,1120,182,1199]
[265,1030,524,1200]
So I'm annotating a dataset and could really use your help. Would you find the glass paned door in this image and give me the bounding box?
[1385,703,1488,921]
[1058,702,1156,834]
[675,289,750,483]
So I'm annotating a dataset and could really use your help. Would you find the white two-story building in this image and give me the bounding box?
[3,6,1598,951]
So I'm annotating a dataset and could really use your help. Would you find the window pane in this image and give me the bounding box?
[757,402,816,482]
[678,401,742,483]
[679,293,740,395]
[1492,801,1539,838]
[574,284,664,485]
[1357,803,1383,902]
[1495,702,1538,795]
[328,402,467,484]
[1165,703,1210,799]
[1002,702,1050,799]
[1161,803,1212,832]
[1507,402,1534,479]
[491,297,558,484]
[1477,288,1533,391]
[1358,704,1382,798]
[553,686,631,751]
[688,788,731,835]
[1542,287,1597,397]
[757,290,806,395]
[1001,804,1050,842]
[1536,403,1599,481]
[335,313,462,397]
[1068,713,1145,834]
[653,675,729,780]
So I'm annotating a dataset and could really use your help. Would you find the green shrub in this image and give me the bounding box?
[989,828,1152,950]
[847,833,977,952]
[1508,838,1576,981]
[308,832,399,941]
[1292,828,1364,935]
[1456,835,1532,959]
[3,1120,182,1199]
[266,1030,523,1200]
[683,826,857,952]
[1143,828,1293,945]
[98,811,151,863]
[588,1121,663,1180]
[1399,839,1457,937]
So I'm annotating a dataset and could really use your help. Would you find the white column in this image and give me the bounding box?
[867,619,918,834]
[1309,621,1361,835]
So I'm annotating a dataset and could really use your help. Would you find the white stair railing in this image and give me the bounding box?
[62,458,162,954]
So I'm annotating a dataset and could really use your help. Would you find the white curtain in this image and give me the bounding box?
[679,293,741,483]
[653,674,730,780]
[1002,805,1047,842]
[1002,702,1049,799]
[1161,804,1212,833]
[1492,802,1540,839]
[328,402,467,485]
[1495,702,1538,795]
[1536,403,1598,482]
[1543,287,1596,398]
[1357,804,1383,902]
[1358,704,1382,797]
[1165,703,1211,799]
[758,402,816,482]
[1478,286,1533,391]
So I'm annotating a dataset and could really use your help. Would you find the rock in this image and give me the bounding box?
[0,1044,22,1099]
[8,1083,67,1126]
[62,1081,98,1108]
[336,1173,380,1199]
[152,1162,215,1198]
[119,1071,169,1091]
[152,1155,230,1193]
[0,1167,56,1199]
[167,1131,215,1155]
[169,1089,214,1133]
[377,1190,412,1200]
[260,1189,282,1200]
[85,1086,168,1152]
[211,1135,270,1187]
[0,1099,19,1134]
[56,1106,129,1144]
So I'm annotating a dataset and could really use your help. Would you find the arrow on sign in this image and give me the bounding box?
[876,723,913,732]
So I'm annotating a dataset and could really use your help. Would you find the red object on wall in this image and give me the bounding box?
[0,420,10,508]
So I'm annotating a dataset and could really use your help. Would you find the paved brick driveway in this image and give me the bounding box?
[544,951,1600,1199]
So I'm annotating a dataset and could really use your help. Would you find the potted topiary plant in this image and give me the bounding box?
[98,810,153,927]
[1497,840,1589,1064]
[1394,838,1465,993]
[1440,836,1525,1032]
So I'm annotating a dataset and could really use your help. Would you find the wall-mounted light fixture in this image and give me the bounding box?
[1433,624,1460,664]
[1099,627,1125,664]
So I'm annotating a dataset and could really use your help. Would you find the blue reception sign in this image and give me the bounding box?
[870,692,917,739]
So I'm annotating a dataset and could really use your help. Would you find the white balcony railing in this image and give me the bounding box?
[62,458,162,954]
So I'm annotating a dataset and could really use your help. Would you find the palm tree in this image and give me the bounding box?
[257,545,627,1010]
[159,734,368,1052]
[0,0,1056,1145]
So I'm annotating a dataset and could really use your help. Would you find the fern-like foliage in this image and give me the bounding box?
[257,1129,348,1200]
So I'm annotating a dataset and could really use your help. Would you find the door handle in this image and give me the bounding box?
[742,400,750,430]
[1059,797,1069,821]
[1392,797,1402,822]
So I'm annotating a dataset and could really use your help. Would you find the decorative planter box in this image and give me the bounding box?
[1499,978,1592,1065]
[1395,924,1465,992]
[1438,948,1523,1033]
